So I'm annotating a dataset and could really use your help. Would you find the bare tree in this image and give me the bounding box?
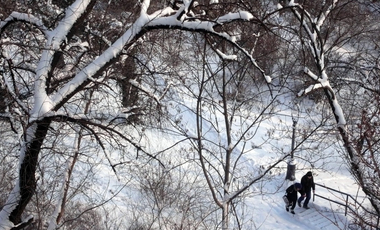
[160,27,292,227]
[2,0,379,229]
[277,0,380,227]
[0,0,274,229]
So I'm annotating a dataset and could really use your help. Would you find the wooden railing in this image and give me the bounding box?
[313,183,379,229]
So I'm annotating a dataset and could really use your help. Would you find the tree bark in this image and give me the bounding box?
[8,119,51,226]
[324,89,380,216]
[12,119,51,224]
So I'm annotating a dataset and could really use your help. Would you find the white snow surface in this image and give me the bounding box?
[0,2,371,229]
[91,95,365,230]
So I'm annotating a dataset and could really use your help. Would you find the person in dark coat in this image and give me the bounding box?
[298,171,315,209]
[285,182,302,214]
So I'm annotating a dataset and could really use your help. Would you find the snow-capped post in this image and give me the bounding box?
[286,102,299,181]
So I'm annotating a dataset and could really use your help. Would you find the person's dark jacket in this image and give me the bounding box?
[286,184,301,209]
[300,174,315,193]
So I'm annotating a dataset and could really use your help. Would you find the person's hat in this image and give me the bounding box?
[306,171,312,176]
[295,183,302,189]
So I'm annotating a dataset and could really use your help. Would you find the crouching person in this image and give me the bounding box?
[284,182,302,214]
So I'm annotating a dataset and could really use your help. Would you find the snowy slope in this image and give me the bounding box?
[242,167,366,230]
[90,90,367,229]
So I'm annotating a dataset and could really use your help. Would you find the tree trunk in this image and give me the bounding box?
[0,119,51,228]
[222,202,229,230]
[324,89,380,216]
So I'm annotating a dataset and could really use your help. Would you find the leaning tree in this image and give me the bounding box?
[277,0,380,226]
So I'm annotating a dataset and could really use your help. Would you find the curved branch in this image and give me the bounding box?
[49,114,165,167]
[0,12,49,36]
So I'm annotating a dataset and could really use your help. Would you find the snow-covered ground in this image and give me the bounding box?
[95,95,368,229]
[247,169,363,230]
[96,135,365,229]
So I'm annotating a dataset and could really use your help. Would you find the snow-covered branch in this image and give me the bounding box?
[216,11,254,23]
[32,0,94,121]
[0,12,49,36]
[51,5,270,113]
[316,0,339,29]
